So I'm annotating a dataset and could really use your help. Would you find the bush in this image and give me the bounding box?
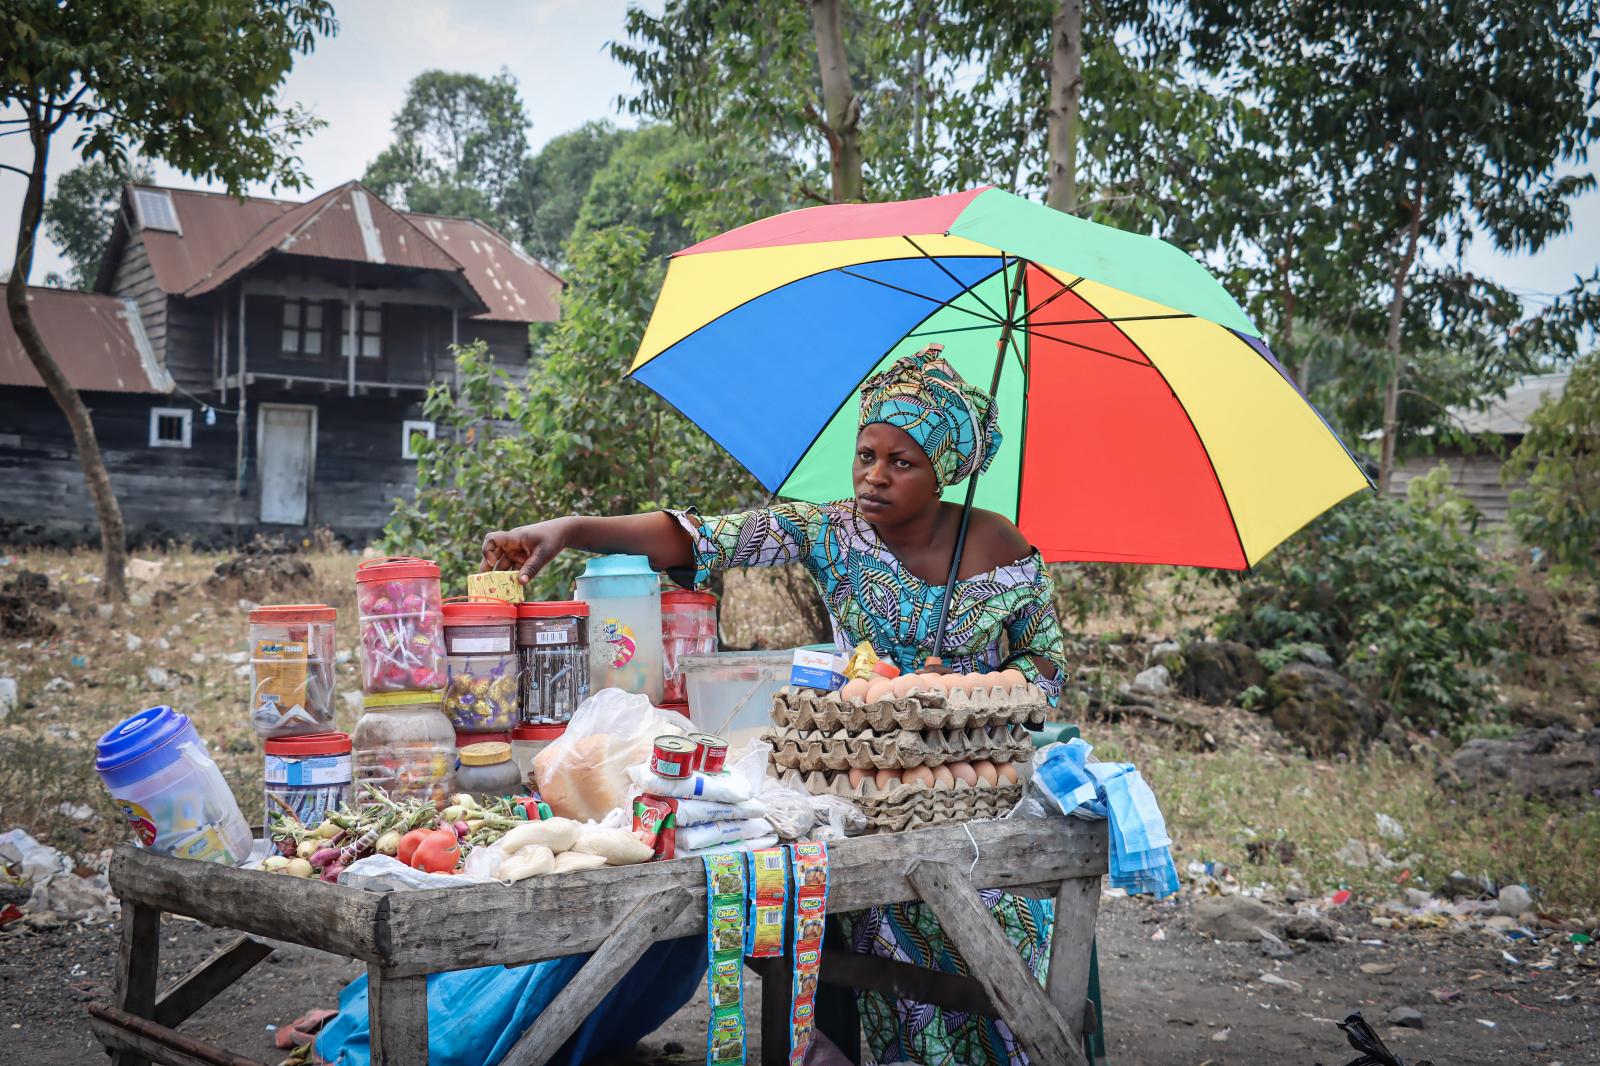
[1506,352,1600,578]
[1217,466,1506,729]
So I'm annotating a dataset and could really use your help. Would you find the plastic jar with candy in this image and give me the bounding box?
[356,557,445,695]
[441,596,519,733]
[517,600,590,725]
[248,604,338,737]
[351,690,455,805]
[661,589,717,705]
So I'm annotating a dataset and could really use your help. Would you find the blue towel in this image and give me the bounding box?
[314,935,706,1066]
[1031,738,1179,898]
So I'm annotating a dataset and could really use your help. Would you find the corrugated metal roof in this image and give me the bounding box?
[0,289,171,393]
[1451,371,1570,435]
[123,182,562,323]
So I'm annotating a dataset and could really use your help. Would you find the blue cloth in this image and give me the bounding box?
[1032,738,1180,898]
[314,935,706,1066]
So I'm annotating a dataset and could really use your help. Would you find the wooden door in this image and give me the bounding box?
[257,404,316,524]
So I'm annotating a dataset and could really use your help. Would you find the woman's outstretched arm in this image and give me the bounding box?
[482,512,693,585]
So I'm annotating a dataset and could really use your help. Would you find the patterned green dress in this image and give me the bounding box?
[672,500,1067,1066]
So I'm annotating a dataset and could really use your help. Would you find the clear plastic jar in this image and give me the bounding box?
[263,732,351,836]
[661,590,717,704]
[455,741,522,801]
[442,596,519,733]
[352,690,454,805]
[248,604,337,737]
[517,601,590,725]
[356,557,445,694]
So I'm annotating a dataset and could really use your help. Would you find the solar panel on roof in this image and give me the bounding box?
[133,189,182,234]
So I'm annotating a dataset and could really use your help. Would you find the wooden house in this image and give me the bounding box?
[0,181,562,545]
[1385,371,1571,526]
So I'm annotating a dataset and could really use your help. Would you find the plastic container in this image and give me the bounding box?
[517,601,590,725]
[681,649,798,737]
[455,741,522,800]
[352,690,455,805]
[455,728,511,751]
[263,732,351,836]
[661,589,718,704]
[574,555,663,703]
[248,604,337,738]
[510,723,565,785]
[355,557,445,695]
[441,596,519,733]
[95,706,253,866]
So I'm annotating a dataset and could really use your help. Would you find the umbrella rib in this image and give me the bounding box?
[1017,327,1158,370]
[901,236,1007,323]
[1019,274,1085,321]
[835,267,1004,325]
[904,321,1005,339]
[1028,312,1194,328]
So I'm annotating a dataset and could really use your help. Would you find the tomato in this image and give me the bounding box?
[409,828,460,874]
[397,828,432,867]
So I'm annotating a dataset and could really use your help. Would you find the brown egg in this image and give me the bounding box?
[999,668,1026,688]
[875,768,902,791]
[840,678,870,704]
[902,765,935,788]
[972,759,999,786]
[847,766,869,789]
[892,674,921,700]
[949,761,977,786]
[931,764,955,789]
[865,678,895,704]
[995,760,1019,785]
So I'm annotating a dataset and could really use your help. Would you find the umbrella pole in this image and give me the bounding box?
[930,259,1028,661]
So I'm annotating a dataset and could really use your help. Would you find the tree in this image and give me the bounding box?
[1506,350,1600,578]
[808,0,863,201]
[2,0,334,601]
[511,120,628,268]
[41,158,154,289]
[364,70,530,224]
[1044,0,1083,212]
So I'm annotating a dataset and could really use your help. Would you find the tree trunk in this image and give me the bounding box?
[809,0,863,203]
[1377,185,1424,494]
[6,115,129,601]
[1045,0,1083,213]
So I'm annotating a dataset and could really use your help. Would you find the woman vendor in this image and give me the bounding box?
[485,349,1069,1066]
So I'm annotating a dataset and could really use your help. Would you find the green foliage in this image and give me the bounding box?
[363,69,530,224]
[1219,467,1506,727]
[1507,352,1600,577]
[384,226,757,595]
[41,158,153,289]
[513,121,629,267]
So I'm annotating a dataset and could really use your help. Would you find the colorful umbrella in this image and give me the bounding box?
[629,187,1370,643]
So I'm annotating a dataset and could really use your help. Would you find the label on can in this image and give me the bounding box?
[688,732,729,774]
[651,735,697,779]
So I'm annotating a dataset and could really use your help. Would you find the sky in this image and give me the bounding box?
[1,0,1595,314]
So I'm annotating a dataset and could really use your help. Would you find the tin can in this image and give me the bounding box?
[688,732,729,773]
[651,735,698,779]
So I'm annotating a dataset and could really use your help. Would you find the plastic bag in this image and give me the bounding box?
[758,787,817,840]
[676,798,767,827]
[810,794,867,838]
[627,737,770,805]
[337,855,488,891]
[535,689,691,822]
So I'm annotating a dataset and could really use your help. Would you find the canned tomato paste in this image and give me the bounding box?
[688,732,729,773]
[651,735,697,779]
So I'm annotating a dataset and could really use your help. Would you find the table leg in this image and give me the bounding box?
[368,967,428,1066]
[112,902,160,1066]
[1046,875,1101,1046]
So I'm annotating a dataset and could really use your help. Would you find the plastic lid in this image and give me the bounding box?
[249,604,336,624]
[661,589,717,607]
[517,600,590,619]
[456,729,511,748]
[264,731,352,757]
[459,741,513,766]
[871,660,902,679]
[441,595,517,624]
[579,554,657,578]
[512,724,568,741]
[355,556,440,583]
[95,705,193,776]
[362,689,443,710]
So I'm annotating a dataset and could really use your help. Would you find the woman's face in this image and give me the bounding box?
[854,422,940,525]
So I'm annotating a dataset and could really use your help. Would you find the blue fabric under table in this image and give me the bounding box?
[315,934,707,1066]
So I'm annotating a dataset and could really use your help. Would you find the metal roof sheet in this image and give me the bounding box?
[0,289,171,393]
[409,214,565,322]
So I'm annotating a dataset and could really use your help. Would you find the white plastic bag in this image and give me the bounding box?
[678,817,774,851]
[338,855,488,891]
[758,787,817,840]
[534,689,691,822]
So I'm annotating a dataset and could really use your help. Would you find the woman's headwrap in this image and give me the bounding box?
[858,346,1003,486]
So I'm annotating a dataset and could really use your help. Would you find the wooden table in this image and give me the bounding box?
[90,816,1107,1066]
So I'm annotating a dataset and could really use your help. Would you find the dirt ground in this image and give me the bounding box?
[1,890,1593,1066]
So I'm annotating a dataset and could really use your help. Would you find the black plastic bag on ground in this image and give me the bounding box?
[1338,1012,1435,1066]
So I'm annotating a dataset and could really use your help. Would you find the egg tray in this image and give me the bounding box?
[774,768,1024,831]
[764,723,1035,771]
[772,685,1048,733]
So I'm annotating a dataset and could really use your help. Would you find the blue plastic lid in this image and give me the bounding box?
[575,554,660,597]
[95,705,199,788]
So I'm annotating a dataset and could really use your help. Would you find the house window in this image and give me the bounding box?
[401,420,435,460]
[280,299,324,357]
[149,407,192,448]
[340,303,383,359]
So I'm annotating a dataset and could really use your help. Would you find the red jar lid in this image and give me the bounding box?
[512,724,567,742]
[249,604,336,624]
[356,556,440,583]
[517,600,589,619]
[442,595,516,624]
[263,732,351,757]
[661,589,717,608]
[456,729,511,748]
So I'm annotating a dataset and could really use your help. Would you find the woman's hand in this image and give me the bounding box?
[482,519,570,584]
